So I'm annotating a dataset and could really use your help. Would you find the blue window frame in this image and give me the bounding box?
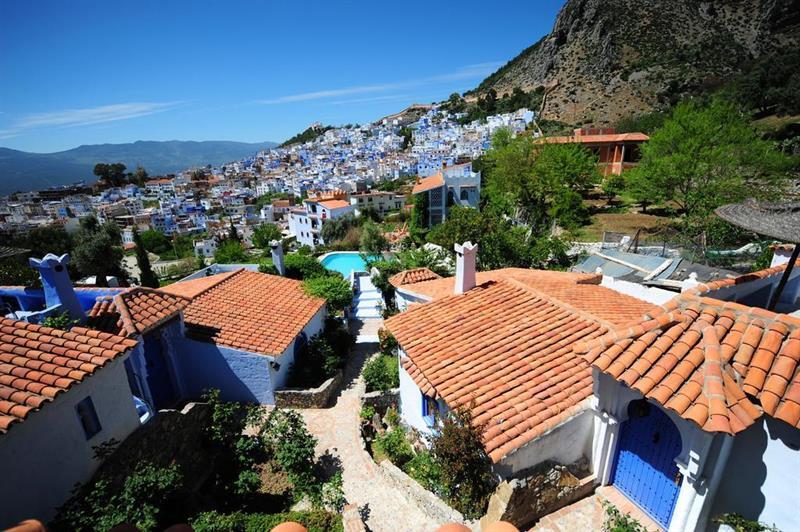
[75,396,102,440]
[421,392,437,425]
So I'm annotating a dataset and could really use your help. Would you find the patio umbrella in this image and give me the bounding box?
[715,200,800,310]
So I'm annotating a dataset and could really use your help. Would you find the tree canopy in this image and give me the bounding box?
[251,223,282,250]
[133,229,159,288]
[359,220,389,255]
[625,98,795,231]
[72,216,126,286]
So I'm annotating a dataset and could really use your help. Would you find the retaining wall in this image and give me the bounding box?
[274,370,343,408]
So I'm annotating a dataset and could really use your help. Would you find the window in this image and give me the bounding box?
[460,189,469,201]
[75,396,102,439]
[421,392,437,425]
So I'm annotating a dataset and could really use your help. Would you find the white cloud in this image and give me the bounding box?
[0,101,184,139]
[255,62,502,105]
[330,94,413,106]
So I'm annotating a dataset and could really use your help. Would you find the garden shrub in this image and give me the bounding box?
[378,328,398,356]
[431,407,497,519]
[302,274,353,313]
[53,462,183,532]
[321,471,346,513]
[402,450,442,495]
[359,405,376,421]
[260,409,319,502]
[362,354,399,392]
[375,426,414,468]
[191,510,343,532]
[288,333,343,388]
[602,501,646,532]
[283,253,327,280]
[40,312,77,331]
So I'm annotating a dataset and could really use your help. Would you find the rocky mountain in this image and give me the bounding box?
[0,139,277,196]
[471,0,800,125]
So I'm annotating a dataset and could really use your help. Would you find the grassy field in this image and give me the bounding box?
[576,211,673,241]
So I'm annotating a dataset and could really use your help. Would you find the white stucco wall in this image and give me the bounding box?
[274,306,327,390]
[709,417,800,531]
[395,288,432,312]
[0,357,140,527]
[494,405,595,478]
[398,352,446,438]
[600,276,678,306]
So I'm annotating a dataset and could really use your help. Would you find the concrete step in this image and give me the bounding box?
[355,293,382,303]
[355,308,382,319]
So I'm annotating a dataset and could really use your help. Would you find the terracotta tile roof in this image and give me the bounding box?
[158,270,240,299]
[397,268,654,327]
[385,276,657,462]
[181,270,326,356]
[318,199,351,210]
[541,132,649,144]
[578,295,800,434]
[388,267,442,287]
[0,318,138,433]
[412,174,445,194]
[87,288,189,337]
[684,257,800,297]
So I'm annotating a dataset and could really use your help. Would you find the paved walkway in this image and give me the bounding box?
[301,318,439,531]
[532,495,605,532]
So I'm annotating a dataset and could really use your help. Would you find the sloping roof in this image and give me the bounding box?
[87,288,189,337]
[411,174,445,194]
[683,257,800,298]
[0,318,138,433]
[578,295,800,434]
[542,132,649,144]
[385,275,657,462]
[388,268,442,287]
[397,268,655,326]
[158,270,240,299]
[318,199,351,210]
[181,270,326,356]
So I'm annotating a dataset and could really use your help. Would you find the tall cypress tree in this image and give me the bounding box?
[133,228,160,288]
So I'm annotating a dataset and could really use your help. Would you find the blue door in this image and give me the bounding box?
[612,400,682,528]
[142,332,177,409]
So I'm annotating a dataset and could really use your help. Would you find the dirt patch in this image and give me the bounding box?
[577,212,673,241]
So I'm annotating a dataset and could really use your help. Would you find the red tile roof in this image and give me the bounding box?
[385,275,657,462]
[397,268,654,327]
[158,270,240,299]
[88,288,189,337]
[578,294,800,434]
[412,174,445,194]
[388,268,442,287]
[178,270,326,356]
[0,318,138,433]
[541,132,649,144]
[318,199,351,210]
[683,257,800,297]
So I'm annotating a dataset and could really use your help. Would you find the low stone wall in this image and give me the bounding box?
[361,388,399,414]
[378,459,465,526]
[480,458,597,530]
[274,370,343,408]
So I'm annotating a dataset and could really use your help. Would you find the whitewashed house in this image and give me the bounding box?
[288,198,355,248]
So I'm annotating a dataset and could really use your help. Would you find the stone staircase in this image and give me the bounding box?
[352,274,383,319]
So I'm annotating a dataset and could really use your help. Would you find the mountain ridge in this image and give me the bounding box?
[470,0,800,125]
[0,139,277,196]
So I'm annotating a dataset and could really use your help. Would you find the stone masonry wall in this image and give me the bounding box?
[481,457,596,530]
[274,370,343,408]
[378,460,465,526]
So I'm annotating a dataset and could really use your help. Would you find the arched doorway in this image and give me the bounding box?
[612,399,683,528]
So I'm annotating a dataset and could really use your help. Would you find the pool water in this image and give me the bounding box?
[319,252,379,278]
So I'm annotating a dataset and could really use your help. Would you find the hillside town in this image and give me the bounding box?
[2,0,800,531]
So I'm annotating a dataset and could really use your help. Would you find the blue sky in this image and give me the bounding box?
[0,1,564,153]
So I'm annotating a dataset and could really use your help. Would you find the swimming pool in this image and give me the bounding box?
[319,252,380,278]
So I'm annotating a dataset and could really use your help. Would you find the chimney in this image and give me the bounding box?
[270,240,285,276]
[454,242,478,294]
[29,253,85,321]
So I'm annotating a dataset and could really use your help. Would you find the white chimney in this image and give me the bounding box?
[454,241,478,294]
[270,240,285,276]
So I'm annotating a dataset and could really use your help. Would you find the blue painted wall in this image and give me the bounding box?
[177,337,275,403]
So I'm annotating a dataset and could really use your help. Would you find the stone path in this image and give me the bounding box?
[301,318,439,531]
[531,495,605,532]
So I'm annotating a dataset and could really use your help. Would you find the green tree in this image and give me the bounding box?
[359,220,389,255]
[228,218,240,242]
[72,217,126,286]
[251,223,282,250]
[133,229,159,288]
[214,240,249,264]
[138,229,172,255]
[132,166,149,186]
[627,98,795,231]
[21,225,74,258]
[485,131,599,231]
[283,253,328,280]
[410,192,429,234]
[93,162,128,187]
[302,275,353,314]
[431,407,497,519]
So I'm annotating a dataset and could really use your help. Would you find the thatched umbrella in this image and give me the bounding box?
[715,200,800,310]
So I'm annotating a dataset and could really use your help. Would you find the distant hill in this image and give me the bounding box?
[0,139,277,196]
[470,0,800,125]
